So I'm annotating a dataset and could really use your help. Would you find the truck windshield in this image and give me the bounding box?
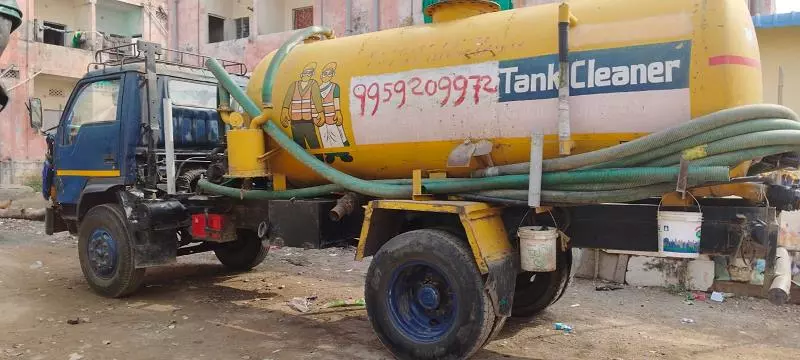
[168,79,216,109]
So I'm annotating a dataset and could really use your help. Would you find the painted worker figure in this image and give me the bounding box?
[318,62,353,163]
[0,0,22,111]
[281,62,325,159]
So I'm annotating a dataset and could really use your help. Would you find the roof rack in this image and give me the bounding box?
[88,41,247,76]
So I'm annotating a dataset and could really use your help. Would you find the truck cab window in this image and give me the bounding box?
[168,79,216,109]
[64,79,121,144]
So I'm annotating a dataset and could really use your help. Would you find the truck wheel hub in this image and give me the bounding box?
[87,229,118,278]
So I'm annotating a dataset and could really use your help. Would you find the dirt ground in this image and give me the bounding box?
[1,219,799,360]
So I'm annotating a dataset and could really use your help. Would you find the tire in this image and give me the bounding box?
[214,229,268,271]
[78,204,145,298]
[511,249,572,318]
[365,229,499,360]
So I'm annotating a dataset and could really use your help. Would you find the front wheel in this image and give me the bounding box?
[214,229,268,271]
[365,229,500,360]
[78,204,145,298]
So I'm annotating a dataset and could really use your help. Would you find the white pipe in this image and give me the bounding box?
[164,98,176,194]
[778,66,784,106]
[7,70,43,92]
[768,247,792,305]
[373,0,380,31]
[345,0,352,34]
[250,0,259,40]
[528,132,543,207]
[557,67,571,155]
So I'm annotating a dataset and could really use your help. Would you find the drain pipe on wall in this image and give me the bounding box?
[345,0,352,34]
[557,3,577,156]
[320,0,324,26]
[373,0,380,31]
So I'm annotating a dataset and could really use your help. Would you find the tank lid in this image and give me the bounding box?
[424,0,501,23]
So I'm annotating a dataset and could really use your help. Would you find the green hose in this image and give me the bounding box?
[472,184,679,204]
[199,179,345,200]
[547,181,664,191]
[545,104,798,170]
[199,166,729,200]
[261,26,334,106]
[582,119,800,169]
[674,145,800,168]
[473,104,800,177]
[644,130,800,166]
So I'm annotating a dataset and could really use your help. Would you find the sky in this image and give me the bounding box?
[776,0,800,13]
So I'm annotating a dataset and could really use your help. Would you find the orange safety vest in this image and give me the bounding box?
[321,83,337,125]
[290,82,316,121]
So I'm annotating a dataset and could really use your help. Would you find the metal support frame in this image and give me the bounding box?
[557,3,578,155]
[163,98,176,194]
[567,202,778,257]
[528,132,543,207]
[138,41,163,189]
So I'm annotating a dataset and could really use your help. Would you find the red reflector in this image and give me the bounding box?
[191,214,225,240]
[207,214,224,231]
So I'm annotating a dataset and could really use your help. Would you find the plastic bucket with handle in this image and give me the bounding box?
[657,210,702,258]
[518,226,558,272]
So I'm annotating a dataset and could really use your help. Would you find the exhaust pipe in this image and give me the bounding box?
[329,192,363,222]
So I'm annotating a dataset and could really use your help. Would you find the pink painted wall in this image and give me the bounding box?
[0,0,45,164]
[0,0,175,182]
[176,0,203,54]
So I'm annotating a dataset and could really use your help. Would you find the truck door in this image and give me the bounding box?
[53,76,124,206]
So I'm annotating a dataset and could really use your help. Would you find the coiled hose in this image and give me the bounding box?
[200,27,800,205]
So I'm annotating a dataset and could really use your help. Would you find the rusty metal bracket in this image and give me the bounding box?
[412,169,434,201]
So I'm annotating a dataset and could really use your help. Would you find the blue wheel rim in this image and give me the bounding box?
[387,261,457,343]
[87,228,118,279]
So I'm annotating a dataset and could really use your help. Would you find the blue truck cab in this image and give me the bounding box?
[28,43,266,297]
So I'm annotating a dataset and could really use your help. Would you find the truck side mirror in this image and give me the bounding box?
[28,97,43,130]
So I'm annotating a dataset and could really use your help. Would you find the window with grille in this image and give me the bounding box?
[293,7,314,30]
[0,69,19,79]
[48,88,65,97]
[235,17,250,39]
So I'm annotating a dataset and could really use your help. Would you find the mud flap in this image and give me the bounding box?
[484,254,517,317]
[130,200,188,268]
[133,230,178,268]
[45,206,68,235]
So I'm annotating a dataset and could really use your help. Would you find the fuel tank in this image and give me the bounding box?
[244,0,762,186]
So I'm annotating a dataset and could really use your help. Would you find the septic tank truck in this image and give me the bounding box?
[29,0,800,358]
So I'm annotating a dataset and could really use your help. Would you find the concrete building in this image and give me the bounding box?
[0,0,782,184]
[0,0,168,184]
[754,12,800,113]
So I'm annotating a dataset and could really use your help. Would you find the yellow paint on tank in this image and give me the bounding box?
[246,0,762,187]
[227,129,268,178]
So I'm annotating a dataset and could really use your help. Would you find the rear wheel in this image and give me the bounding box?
[78,204,145,298]
[365,229,500,360]
[511,249,572,318]
[214,229,268,271]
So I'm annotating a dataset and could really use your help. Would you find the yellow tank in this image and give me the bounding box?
[244,0,762,186]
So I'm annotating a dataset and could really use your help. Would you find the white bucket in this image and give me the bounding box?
[518,226,558,272]
[657,211,702,258]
